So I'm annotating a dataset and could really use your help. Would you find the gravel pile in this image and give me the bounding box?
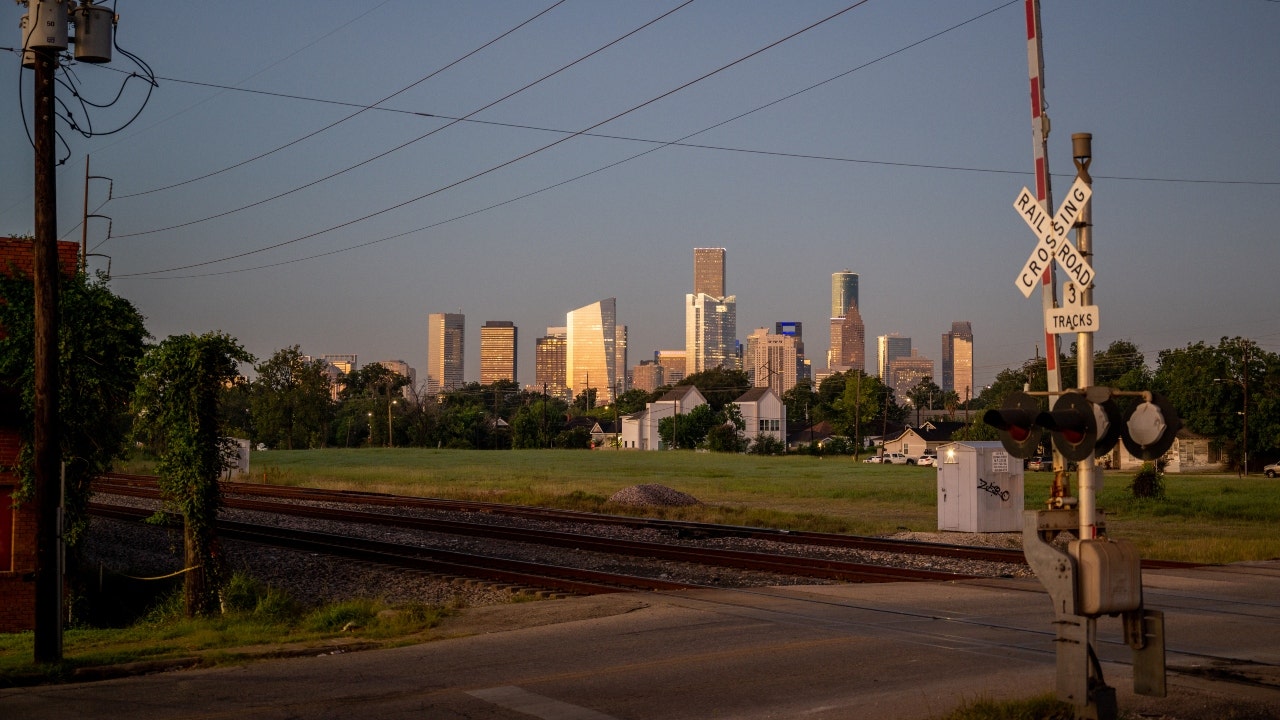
[608,484,701,507]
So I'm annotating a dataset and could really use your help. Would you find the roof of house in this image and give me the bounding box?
[734,387,773,403]
[657,385,705,403]
[916,421,967,442]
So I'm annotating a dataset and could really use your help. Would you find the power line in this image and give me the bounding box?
[108,0,695,240]
[116,1,869,278]
[111,0,566,200]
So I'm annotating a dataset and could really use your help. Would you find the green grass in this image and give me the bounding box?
[195,448,1280,564]
[0,576,456,685]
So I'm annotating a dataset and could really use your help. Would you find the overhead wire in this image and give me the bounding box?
[122,0,829,277]
[109,0,567,201]
[108,0,697,240]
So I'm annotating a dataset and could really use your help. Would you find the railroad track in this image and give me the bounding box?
[95,472,1195,572]
[89,503,701,596]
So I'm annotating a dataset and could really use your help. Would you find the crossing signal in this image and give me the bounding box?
[1122,392,1181,461]
[983,391,1041,459]
[1036,393,1097,462]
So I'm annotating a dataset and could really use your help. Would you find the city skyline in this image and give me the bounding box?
[3,4,1276,393]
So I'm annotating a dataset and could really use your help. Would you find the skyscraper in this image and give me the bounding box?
[566,298,617,405]
[942,321,975,402]
[693,247,726,298]
[876,334,912,379]
[745,327,800,398]
[535,327,567,397]
[887,351,934,397]
[829,270,861,371]
[427,312,464,396]
[831,270,859,319]
[686,293,738,374]
[479,321,517,385]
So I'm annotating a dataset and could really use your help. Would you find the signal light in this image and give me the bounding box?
[983,391,1041,459]
[1036,393,1097,462]
[1122,392,1181,461]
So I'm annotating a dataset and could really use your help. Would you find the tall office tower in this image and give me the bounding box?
[318,354,358,400]
[479,321,518,385]
[887,351,934,397]
[614,324,628,394]
[321,354,357,375]
[745,328,799,398]
[941,321,975,402]
[685,293,737,374]
[829,270,860,371]
[427,313,465,396]
[831,270,859,319]
[828,301,866,372]
[876,334,912,379]
[775,321,807,380]
[655,350,686,385]
[632,361,665,393]
[566,298,617,405]
[535,327,567,398]
[693,247,726,298]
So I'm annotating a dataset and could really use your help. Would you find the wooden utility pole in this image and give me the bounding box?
[32,44,64,664]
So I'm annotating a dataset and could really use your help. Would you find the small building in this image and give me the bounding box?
[936,441,1024,533]
[1108,428,1218,473]
[620,385,707,450]
[882,421,966,458]
[733,387,786,447]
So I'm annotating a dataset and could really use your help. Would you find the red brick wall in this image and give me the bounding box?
[0,236,80,632]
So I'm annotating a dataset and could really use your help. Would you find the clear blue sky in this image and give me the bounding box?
[3,1,1278,391]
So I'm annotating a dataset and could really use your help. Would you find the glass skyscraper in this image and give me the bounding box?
[566,298,617,405]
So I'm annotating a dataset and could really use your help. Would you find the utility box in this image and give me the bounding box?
[1072,538,1143,616]
[936,441,1024,532]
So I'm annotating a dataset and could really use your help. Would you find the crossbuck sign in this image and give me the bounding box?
[1013,177,1095,299]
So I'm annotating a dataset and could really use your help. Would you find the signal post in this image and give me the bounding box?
[990,135,1181,720]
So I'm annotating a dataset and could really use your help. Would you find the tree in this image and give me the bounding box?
[781,379,817,433]
[250,346,333,449]
[338,363,408,447]
[658,403,721,449]
[133,332,252,617]
[0,270,148,552]
[906,379,942,425]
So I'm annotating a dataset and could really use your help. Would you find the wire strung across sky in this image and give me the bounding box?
[115,1,872,279]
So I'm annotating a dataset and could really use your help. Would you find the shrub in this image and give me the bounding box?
[1129,460,1166,500]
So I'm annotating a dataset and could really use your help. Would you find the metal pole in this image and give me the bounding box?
[80,155,89,273]
[1072,133,1097,540]
[32,44,63,664]
[1025,0,1066,479]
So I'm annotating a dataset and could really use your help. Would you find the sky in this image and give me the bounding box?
[3,1,1278,393]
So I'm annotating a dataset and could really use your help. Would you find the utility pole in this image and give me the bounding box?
[32,37,63,665]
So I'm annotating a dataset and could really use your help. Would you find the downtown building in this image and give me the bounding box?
[828,270,864,373]
[941,321,975,403]
[887,350,935,397]
[566,298,618,405]
[876,334,912,379]
[427,312,465,397]
[744,327,800,398]
[686,248,737,374]
[479,321,517,385]
[534,327,567,398]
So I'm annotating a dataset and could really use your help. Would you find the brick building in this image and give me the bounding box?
[1,236,80,632]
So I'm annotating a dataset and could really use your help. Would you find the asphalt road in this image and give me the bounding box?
[4,562,1278,719]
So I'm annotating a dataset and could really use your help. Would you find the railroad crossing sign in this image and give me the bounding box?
[1013,176,1095,298]
[1045,281,1099,334]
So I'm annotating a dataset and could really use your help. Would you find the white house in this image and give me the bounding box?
[734,387,786,447]
[620,385,707,450]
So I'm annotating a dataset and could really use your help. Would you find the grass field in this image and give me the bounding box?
[194,448,1280,564]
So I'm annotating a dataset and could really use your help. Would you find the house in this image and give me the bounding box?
[620,385,707,450]
[787,420,837,450]
[733,387,786,447]
[1107,428,1218,473]
[882,421,967,458]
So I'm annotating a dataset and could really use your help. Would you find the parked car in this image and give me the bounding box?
[912,455,936,467]
[1266,462,1280,478]
[863,455,883,463]
[881,452,910,465]
[1026,456,1050,472]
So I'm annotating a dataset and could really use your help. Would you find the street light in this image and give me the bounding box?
[387,399,398,448]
